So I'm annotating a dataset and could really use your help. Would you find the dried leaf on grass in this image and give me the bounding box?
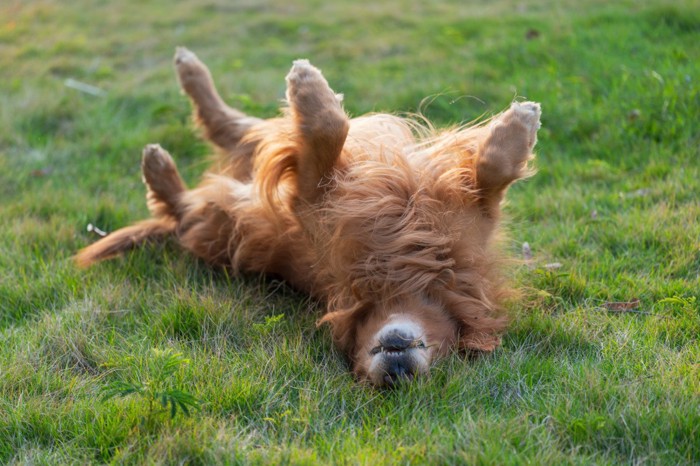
[525,28,541,40]
[30,168,53,177]
[603,298,641,312]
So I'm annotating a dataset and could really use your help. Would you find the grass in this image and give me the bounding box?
[1,0,699,463]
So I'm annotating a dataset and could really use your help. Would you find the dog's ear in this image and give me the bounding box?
[441,289,508,353]
[459,331,502,352]
[317,309,357,355]
[452,311,508,353]
[454,317,506,353]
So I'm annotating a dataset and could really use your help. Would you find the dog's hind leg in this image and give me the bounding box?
[475,101,540,211]
[285,60,349,205]
[174,47,262,178]
[142,144,187,220]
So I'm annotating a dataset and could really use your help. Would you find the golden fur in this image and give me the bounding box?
[76,48,540,386]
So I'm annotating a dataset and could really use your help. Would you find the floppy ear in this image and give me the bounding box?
[317,309,358,355]
[442,289,508,352]
[460,331,502,352]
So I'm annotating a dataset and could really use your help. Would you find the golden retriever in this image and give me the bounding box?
[77,48,540,386]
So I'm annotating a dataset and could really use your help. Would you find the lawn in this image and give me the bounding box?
[1,0,699,464]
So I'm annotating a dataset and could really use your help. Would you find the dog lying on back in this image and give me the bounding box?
[77,47,540,386]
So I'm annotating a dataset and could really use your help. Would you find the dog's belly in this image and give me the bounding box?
[343,115,416,161]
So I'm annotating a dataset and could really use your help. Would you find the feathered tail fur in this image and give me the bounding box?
[74,218,177,267]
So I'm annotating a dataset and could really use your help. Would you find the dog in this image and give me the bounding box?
[76,47,540,386]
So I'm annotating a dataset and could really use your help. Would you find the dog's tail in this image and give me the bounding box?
[75,144,186,268]
[74,218,178,267]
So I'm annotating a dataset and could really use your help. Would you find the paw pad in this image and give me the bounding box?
[510,101,542,132]
[286,59,323,86]
[142,144,172,170]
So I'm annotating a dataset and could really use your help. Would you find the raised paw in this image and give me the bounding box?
[142,144,177,179]
[174,46,213,93]
[174,46,197,65]
[476,101,541,195]
[141,144,186,218]
[486,100,541,163]
[500,101,541,150]
[285,60,349,204]
[286,60,333,97]
[285,60,344,125]
[286,59,320,85]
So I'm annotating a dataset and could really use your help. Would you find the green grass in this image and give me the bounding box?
[1,0,699,463]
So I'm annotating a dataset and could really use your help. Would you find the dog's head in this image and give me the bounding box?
[313,154,509,386]
[319,290,506,386]
[319,298,453,386]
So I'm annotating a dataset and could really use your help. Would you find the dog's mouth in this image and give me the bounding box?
[369,339,426,356]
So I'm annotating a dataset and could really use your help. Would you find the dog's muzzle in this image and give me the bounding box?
[370,326,427,386]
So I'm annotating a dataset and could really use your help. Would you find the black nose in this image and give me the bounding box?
[379,328,415,351]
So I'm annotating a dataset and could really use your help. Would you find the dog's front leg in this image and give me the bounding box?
[285,60,349,205]
[475,102,541,211]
